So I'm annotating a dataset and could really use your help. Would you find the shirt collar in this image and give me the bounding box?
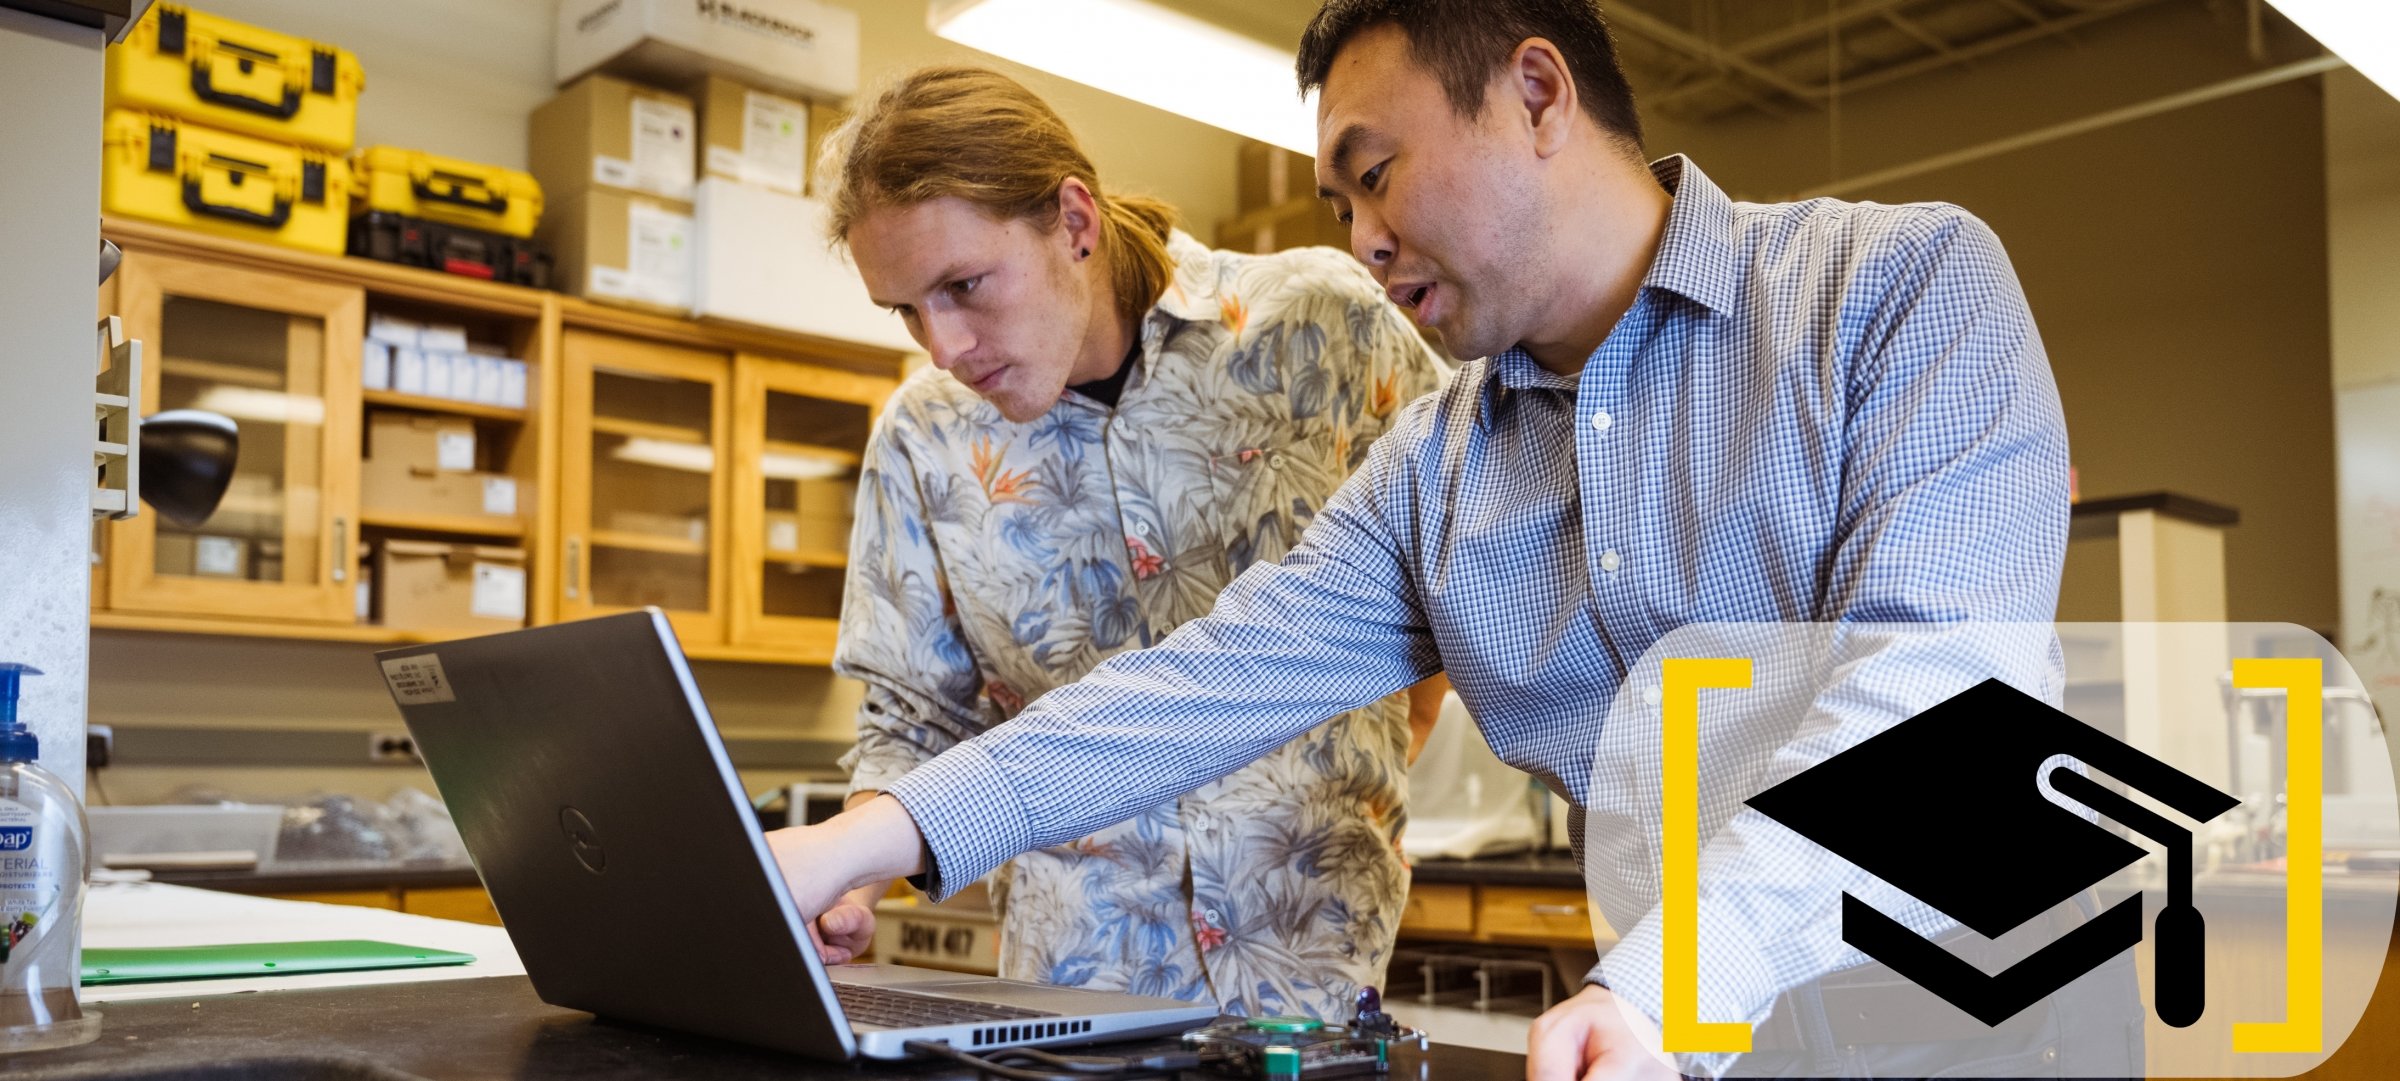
[1480,155,1739,419]
[1148,229,1225,327]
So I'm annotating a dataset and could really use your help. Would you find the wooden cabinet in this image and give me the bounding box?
[92,218,913,666]
[1396,880,1617,949]
[729,354,895,655]
[558,330,733,647]
[104,251,364,624]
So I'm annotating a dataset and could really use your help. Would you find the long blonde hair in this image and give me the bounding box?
[820,66,1180,326]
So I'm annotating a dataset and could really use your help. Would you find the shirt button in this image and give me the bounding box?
[1591,411,1612,432]
[1266,451,1287,470]
[1642,685,1662,707]
[1600,550,1622,574]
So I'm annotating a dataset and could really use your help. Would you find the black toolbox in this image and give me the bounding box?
[348,211,552,289]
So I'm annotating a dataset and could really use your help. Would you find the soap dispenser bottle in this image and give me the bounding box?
[0,664,99,1053]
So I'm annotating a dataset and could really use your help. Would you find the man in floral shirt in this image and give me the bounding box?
[805,67,1448,1020]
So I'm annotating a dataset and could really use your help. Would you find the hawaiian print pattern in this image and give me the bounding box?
[836,232,1448,1020]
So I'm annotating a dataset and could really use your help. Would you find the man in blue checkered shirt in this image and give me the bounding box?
[769,2,2136,1078]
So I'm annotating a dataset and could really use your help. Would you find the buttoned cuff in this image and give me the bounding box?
[1594,901,1780,1035]
[882,743,1035,903]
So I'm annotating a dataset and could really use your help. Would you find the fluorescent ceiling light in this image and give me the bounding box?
[930,0,1318,156]
[2271,1,2396,97]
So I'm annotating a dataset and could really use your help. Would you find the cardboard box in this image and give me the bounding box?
[765,477,856,556]
[363,413,527,521]
[557,0,859,105]
[155,532,251,579]
[378,540,527,633]
[530,75,697,205]
[695,75,811,196]
[547,188,696,316]
[691,179,909,348]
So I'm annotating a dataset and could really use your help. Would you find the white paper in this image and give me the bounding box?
[379,655,457,705]
[627,202,695,308]
[589,266,634,298]
[740,90,809,195]
[705,145,746,180]
[482,477,518,517]
[362,340,391,391]
[630,96,696,200]
[194,536,243,577]
[393,348,428,396]
[768,519,799,552]
[437,430,476,473]
[471,563,527,622]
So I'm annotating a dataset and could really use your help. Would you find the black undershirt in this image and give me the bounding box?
[1068,336,1142,409]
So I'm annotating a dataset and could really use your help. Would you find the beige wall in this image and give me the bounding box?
[2327,69,2400,392]
[190,0,1245,231]
[1646,2,2341,632]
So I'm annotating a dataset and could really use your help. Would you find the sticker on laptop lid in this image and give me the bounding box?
[380,654,457,705]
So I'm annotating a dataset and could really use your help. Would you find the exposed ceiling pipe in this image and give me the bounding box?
[1790,52,2346,199]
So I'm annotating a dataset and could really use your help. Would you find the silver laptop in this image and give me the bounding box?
[374,609,1216,1061]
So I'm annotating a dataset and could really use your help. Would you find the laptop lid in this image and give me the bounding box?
[375,610,859,1060]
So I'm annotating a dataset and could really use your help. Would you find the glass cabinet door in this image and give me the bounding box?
[559,329,730,645]
[729,354,897,657]
[105,252,363,623]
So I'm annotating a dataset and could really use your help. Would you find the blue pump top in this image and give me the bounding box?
[0,663,42,762]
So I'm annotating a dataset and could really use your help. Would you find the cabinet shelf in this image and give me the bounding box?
[592,415,710,445]
[590,529,709,557]
[765,549,849,571]
[761,440,863,469]
[359,509,528,539]
[363,390,530,423]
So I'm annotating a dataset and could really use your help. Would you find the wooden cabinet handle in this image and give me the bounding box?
[331,517,349,583]
[565,537,583,600]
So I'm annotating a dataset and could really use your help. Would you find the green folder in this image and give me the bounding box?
[80,940,476,986]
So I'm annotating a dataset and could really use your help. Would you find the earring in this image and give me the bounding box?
[1079,248,1091,260]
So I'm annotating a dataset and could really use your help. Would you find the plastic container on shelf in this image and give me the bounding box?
[0,664,101,1054]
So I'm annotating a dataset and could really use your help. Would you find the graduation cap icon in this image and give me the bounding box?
[1746,678,2241,1027]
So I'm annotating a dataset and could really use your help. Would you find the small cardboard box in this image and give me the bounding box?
[530,74,697,205]
[695,75,811,196]
[547,188,696,316]
[155,532,251,579]
[764,477,856,555]
[378,540,527,633]
[556,0,859,104]
[363,413,526,521]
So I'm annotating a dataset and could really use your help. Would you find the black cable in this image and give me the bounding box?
[900,1039,1202,1080]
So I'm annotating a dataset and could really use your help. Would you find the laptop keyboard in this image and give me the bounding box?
[833,982,1060,1029]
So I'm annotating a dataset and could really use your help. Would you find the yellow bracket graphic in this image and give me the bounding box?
[1662,658,1755,1054]
[2231,657,2324,1055]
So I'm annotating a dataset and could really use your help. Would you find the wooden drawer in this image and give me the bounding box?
[1398,882,1475,935]
[400,886,503,926]
[1477,886,1605,945]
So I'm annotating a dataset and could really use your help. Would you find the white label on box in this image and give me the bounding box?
[380,654,457,705]
[768,519,799,552]
[627,202,694,308]
[394,348,428,395]
[590,266,634,298]
[483,476,519,516]
[471,562,528,621]
[741,90,809,194]
[195,535,243,577]
[594,155,637,189]
[475,357,506,404]
[631,96,696,200]
[706,145,745,179]
[363,340,392,391]
[437,430,477,472]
